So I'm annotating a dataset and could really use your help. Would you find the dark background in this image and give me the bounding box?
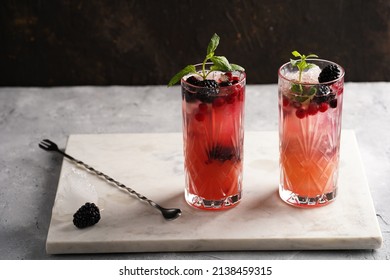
[1,0,389,86]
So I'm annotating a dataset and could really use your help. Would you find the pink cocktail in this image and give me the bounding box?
[278,58,345,207]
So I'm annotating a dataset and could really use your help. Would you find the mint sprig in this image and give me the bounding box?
[168,33,245,87]
[289,51,318,102]
[290,51,318,83]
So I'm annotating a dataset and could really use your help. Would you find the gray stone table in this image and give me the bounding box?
[0,83,389,259]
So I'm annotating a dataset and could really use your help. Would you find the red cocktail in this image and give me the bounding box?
[182,66,246,210]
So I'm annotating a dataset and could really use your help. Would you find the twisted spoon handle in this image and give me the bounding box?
[58,150,160,210]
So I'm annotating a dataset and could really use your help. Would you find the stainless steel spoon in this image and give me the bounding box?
[39,139,182,221]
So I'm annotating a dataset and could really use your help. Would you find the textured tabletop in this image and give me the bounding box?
[0,83,389,259]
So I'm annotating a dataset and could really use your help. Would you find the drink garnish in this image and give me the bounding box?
[318,64,341,83]
[290,51,318,96]
[167,33,245,87]
[284,51,341,118]
[290,50,319,83]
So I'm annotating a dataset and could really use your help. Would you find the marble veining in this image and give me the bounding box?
[46,130,382,254]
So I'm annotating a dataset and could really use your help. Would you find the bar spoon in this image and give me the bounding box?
[39,139,182,221]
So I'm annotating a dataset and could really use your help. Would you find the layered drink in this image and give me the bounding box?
[278,52,345,207]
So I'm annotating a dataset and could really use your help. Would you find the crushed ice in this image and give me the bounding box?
[283,65,322,84]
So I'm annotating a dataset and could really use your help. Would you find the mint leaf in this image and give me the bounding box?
[290,58,298,67]
[230,63,245,71]
[290,51,318,83]
[291,83,303,94]
[306,63,315,70]
[206,52,214,60]
[308,86,317,95]
[207,33,220,56]
[167,65,196,87]
[290,84,318,104]
[210,56,232,72]
[295,95,309,103]
[306,54,319,59]
[297,60,308,72]
[292,50,301,57]
[168,33,245,84]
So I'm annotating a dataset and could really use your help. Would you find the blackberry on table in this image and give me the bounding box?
[318,65,340,83]
[73,202,101,229]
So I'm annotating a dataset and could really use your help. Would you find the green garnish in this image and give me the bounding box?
[290,51,318,83]
[289,51,318,102]
[168,33,245,87]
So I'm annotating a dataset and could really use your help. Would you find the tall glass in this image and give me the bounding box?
[181,63,246,210]
[278,59,345,207]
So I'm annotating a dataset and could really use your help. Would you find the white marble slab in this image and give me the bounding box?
[46,130,382,254]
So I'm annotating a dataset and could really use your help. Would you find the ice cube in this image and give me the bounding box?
[282,65,322,84]
[208,70,227,82]
[301,65,321,84]
[282,71,299,82]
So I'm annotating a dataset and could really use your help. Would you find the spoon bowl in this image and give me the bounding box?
[159,207,182,220]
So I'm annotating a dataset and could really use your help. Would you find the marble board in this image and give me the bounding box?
[46,130,383,254]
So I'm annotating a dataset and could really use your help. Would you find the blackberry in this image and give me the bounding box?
[199,79,218,89]
[313,85,331,104]
[318,65,340,83]
[207,145,239,162]
[73,202,101,229]
[182,88,197,103]
[318,85,331,96]
[219,81,233,87]
[329,98,338,108]
[182,76,200,103]
[186,76,201,86]
[184,77,220,103]
[196,79,219,103]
